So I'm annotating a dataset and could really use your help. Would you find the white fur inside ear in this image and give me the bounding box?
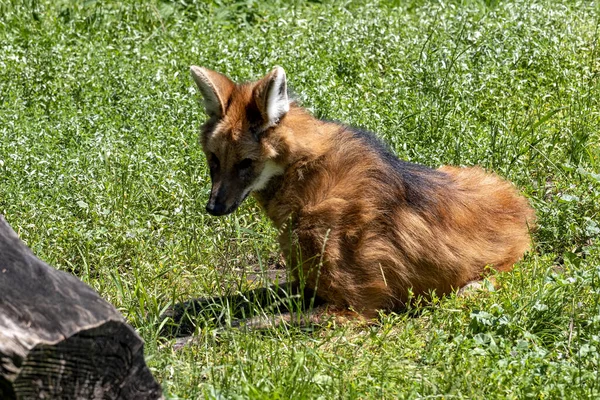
[190,66,222,118]
[265,67,290,126]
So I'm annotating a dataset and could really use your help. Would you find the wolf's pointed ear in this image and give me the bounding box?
[190,66,234,119]
[255,66,290,127]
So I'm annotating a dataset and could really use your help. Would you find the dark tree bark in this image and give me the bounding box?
[0,216,163,399]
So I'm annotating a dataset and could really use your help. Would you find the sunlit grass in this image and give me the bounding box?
[1,0,599,398]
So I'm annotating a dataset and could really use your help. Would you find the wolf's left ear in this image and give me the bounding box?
[255,66,290,128]
[190,66,234,119]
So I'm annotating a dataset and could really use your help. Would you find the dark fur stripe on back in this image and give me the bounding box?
[340,124,449,210]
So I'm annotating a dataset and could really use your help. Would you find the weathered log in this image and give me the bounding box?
[0,216,163,399]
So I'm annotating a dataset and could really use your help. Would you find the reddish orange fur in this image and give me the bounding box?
[193,67,536,319]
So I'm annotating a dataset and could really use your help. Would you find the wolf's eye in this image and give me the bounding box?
[237,158,253,170]
[208,152,220,169]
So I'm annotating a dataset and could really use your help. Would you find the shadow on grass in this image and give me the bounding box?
[159,282,326,338]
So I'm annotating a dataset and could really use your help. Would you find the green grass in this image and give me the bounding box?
[1,0,600,398]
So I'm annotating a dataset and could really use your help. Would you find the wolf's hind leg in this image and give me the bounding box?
[457,277,497,297]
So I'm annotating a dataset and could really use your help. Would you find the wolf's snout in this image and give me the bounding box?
[206,183,229,216]
[206,201,228,216]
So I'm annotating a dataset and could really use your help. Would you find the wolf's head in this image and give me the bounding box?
[190,66,289,216]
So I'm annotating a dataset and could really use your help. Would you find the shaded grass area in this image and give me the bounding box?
[1,0,599,398]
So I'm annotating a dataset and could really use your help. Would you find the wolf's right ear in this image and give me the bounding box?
[254,66,290,128]
[190,66,235,119]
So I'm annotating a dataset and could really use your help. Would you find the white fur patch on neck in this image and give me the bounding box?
[250,160,285,192]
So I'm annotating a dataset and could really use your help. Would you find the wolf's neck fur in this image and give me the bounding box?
[252,105,339,227]
[272,105,335,164]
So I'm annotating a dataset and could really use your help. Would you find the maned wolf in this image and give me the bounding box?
[189,66,535,321]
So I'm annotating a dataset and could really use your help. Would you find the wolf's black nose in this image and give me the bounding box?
[206,202,227,216]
